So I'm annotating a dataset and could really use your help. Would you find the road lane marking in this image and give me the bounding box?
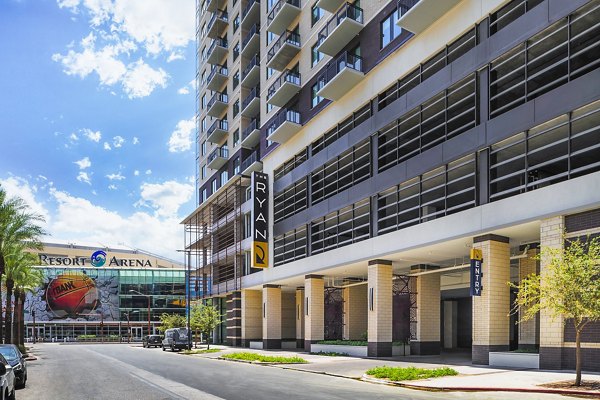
[83,348,225,400]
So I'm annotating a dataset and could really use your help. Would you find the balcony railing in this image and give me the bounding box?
[242,54,260,83]
[206,38,228,64]
[241,151,262,174]
[207,9,229,38]
[317,51,364,100]
[241,85,260,117]
[267,108,302,143]
[208,146,229,169]
[206,64,228,90]
[241,23,260,58]
[206,119,229,143]
[396,0,457,34]
[242,0,260,27]
[242,118,260,142]
[266,0,301,33]
[206,92,229,117]
[266,29,301,70]
[267,69,301,106]
[242,23,260,49]
[317,2,363,56]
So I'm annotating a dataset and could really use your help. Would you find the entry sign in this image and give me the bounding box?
[251,171,269,268]
[470,248,483,296]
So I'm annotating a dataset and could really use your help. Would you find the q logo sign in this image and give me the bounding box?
[91,250,107,267]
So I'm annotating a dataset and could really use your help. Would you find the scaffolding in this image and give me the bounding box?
[183,176,251,299]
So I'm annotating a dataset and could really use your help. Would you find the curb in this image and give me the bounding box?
[361,374,600,397]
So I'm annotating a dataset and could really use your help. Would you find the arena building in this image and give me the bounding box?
[24,241,191,341]
[184,0,600,370]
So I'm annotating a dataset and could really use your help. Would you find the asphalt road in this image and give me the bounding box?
[18,344,568,400]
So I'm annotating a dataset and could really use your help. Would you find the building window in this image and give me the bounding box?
[233,14,240,32]
[201,188,207,202]
[233,42,240,61]
[201,94,207,108]
[233,70,240,89]
[233,128,240,146]
[233,157,240,175]
[220,170,229,184]
[211,179,218,193]
[380,10,401,49]
[311,78,325,108]
[244,213,251,238]
[201,118,207,132]
[201,164,207,179]
[233,99,240,117]
[311,43,322,68]
[267,103,274,113]
[267,31,275,45]
[201,141,207,156]
[311,5,323,26]
[267,67,275,79]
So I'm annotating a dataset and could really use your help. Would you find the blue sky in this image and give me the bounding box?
[0,0,198,260]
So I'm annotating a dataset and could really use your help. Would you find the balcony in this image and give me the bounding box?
[315,0,345,13]
[267,69,300,107]
[396,0,459,34]
[241,86,260,118]
[206,64,228,91]
[241,0,260,29]
[241,24,260,59]
[206,38,228,65]
[241,151,263,175]
[241,54,260,88]
[317,52,364,100]
[266,30,300,71]
[206,119,229,144]
[207,10,229,39]
[316,3,364,56]
[206,92,228,117]
[266,0,300,34]
[206,0,227,12]
[266,109,301,144]
[241,118,260,148]
[207,146,229,169]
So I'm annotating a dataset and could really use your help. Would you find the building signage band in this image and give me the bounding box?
[251,171,269,268]
[470,248,483,296]
[39,252,153,268]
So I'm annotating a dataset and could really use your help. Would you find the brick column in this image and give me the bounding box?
[343,284,368,340]
[304,275,324,352]
[262,285,282,349]
[226,291,242,346]
[472,234,510,365]
[539,216,565,370]
[295,288,305,348]
[241,289,262,347]
[368,260,392,357]
[519,246,540,351]
[411,265,441,355]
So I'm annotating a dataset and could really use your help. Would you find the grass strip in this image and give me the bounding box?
[181,349,221,355]
[310,351,350,357]
[222,352,307,364]
[366,366,458,381]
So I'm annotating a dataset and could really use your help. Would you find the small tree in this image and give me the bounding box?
[158,313,187,332]
[511,236,600,386]
[195,303,221,349]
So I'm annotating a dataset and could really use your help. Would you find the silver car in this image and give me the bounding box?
[0,354,15,400]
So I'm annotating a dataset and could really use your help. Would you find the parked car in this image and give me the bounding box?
[0,354,15,399]
[0,345,25,389]
[142,335,162,348]
[162,328,190,352]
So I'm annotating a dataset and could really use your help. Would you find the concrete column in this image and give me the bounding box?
[304,275,324,352]
[539,216,565,369]
[367,260,392,357]
[295,288,305,348]
[443,300,458,349]
[226,291,242,346]
[518,246,540,351]
[472,234,511,365]
[241,289,262,347]
[412,265,441,355]
[343,284,368,340]
[262,285,282,349]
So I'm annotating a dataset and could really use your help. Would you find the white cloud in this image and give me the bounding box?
[121,59,168,99]
[57,0,80,12]
[106,172,125,181]
[82,128,101,142]
[0,177,50,224]
[177,86,189,95]
[167,51,184,63]
[145,169,152,175]
[167,117,195,153]
[133,137,139,144]
[69,132,79,142]
[112,135,125,148]
[74,156,91,170]
[103,142,111,150]
[108,184,117,190]
[134,170,140,176]
[77,171,91,185]
[135,180,194,218]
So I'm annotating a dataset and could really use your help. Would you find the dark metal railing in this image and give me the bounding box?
[207,64,228,84]
[267,108,301,135]
[242,118,260,141]
[267,0,300,27]
[206,38,228,60]
[322,51,363,84]
[267,30,301,63]
[317,2,363,45]
[241,151,260,171]
[242,23,260,49]
[207,119,229,136]
[242,85,260,110]
[207,9,229,32]
[208,146,229,163]
[267,69,301,100]
[242,0,260,21]
[207,92,229,108]
[242,54,259,81]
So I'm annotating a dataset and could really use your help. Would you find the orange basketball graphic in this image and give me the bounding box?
[45,272,100,318]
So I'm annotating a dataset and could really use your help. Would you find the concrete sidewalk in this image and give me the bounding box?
[186,345,600,397]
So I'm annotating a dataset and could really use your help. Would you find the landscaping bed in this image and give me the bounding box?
[181,349,221,355]
[366,366,458,382]
[221,352,308,364]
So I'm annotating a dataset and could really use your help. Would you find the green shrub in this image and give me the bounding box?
[366,366,458,381]
[221,352,307,363]
[310,351,349,357]
[316,340,367,346]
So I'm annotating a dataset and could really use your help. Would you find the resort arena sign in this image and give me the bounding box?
[39,251,153,268]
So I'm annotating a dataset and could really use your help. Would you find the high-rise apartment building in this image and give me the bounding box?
[184,0,600,371]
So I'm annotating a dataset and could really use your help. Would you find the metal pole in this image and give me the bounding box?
[32,310,36,344]
[127,312,131,343]
[187,250,191,350]
[147,296,151,335]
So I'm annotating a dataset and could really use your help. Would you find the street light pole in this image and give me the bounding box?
[129,290,151,336]
[32,310,36,344]
[177,249,192,350]
[124,312,131,343]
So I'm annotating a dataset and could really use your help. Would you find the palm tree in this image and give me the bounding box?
[0,186,46,343]
[4,248,39,344]
[13,266,43,346]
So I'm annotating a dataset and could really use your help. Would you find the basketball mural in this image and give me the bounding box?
[45,272,100,318]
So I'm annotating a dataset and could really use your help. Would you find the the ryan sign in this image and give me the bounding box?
[251,171,269,268]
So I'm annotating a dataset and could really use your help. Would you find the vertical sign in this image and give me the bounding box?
[470,248,483,296]
[251,171,269,268]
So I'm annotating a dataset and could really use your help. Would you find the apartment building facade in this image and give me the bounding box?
[184,0,600,370]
